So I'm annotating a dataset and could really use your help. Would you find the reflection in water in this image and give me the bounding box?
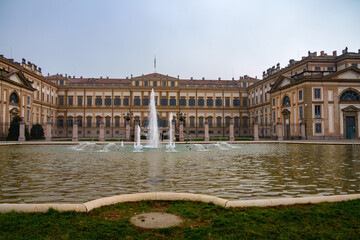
[0,144,360,203]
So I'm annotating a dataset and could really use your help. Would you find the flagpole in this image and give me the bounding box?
[154,56,156,73]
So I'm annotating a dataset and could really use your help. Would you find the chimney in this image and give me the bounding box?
[289,59,295,65]
[358,49,360,54]
[131,74,133,78]
[202,77,205,80]
[320,51,325,56]
[232,77,234,80]
[80,76,83,79]
[218,77,221,80]
[65,74,67,77]
[190,77,193,80]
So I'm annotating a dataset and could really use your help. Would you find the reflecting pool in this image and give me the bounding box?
[1,143,360,203]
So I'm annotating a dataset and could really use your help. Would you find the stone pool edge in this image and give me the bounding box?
[1,192,360,213]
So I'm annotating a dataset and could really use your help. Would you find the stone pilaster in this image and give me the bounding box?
[46,118,52,142]
[18,118,25,142]
[229,119,234,141]
[134,122,139,142]
[204,120,209,141]
[277,121,283,141]
[179,122,184,142]
[125,120,131,141]
[254,122,259,141]
[72,120,78,142]
[99,121,105,141]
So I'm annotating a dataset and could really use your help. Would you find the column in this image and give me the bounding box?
[229,119,234,141]
[179,121,184,142]
[18,118,25,142]
[72,120,78,142]
[204,119,209,141]
[46,118,52,142]
[99,120,105,141]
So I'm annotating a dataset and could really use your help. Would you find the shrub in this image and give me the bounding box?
[6,116,30,141]
[30,124,44,139]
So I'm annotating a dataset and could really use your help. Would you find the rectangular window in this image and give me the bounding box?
[314,89,321,99]
[315,66,321,71]
[243,99,247,107]
[78,119,82,127]
[27,96,30,104]
[233,98,240,106]
[299,90,303,100]
[243,82,246,88]
[134,98,141,106]
[315,123,322,133]
[123,98,129,106]
[169,98,176,106]
[135,81,139,86]
[59,80,64,86]
[272,111,276,122]
[68,97,73,106]
[59,97,64,105]
[78,97,83,106]
[207,98,213,106]
[198,98,204,106]
[87,118,91,127]
[189,98,195,106]
[352,63,358,67]
[51,96,53,104]
[327,66,334,71]
[160,99,168,106]
[225,98,230,107]
[297,106,302,120]
[142,98,149,106]
[58,119,64,127]
[179,98,186,106]
[208,119,212,127]
[87,97,92,106]
[226,119,230,127]
[95,98,102,106]
[171,81,175,87]
[315,105,321,118]
[199,119,203,127]
[105,98,112,106]
[27,110,30,121]
[234,119,239,127]
[106,119,110,127]
[190,118,194,127]
[67,119,73,127]
[114,97,121,105]
[272,98,275,106]
[162,81,166,87]
[144,81,148,87]
[153,81,157,87]
[115,119,120,127]
[215,98,222,107]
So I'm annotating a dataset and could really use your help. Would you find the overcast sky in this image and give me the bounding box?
[0,0,359,80]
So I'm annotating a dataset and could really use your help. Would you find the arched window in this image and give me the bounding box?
[9,92,19,104]
[282,96,291,106]
[340,90,360,101]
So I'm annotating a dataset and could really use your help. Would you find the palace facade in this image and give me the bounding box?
[1,48,360,140]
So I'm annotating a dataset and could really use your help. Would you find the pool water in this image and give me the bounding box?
[1,143,360,203]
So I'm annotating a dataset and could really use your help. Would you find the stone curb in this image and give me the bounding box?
[1,193,360,213]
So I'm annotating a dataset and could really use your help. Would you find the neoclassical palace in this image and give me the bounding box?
[1,48,360,140]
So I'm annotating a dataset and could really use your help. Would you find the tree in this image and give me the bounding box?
[6,116,30,141]
[30,124,44,139]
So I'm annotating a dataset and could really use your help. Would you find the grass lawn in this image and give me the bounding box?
[1,199,359,239]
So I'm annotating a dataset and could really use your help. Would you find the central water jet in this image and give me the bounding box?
[147,89,160,148]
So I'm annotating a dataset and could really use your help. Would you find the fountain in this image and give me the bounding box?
[134,125,143,151]
[166,113,175,151]
[147,89,160,148]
